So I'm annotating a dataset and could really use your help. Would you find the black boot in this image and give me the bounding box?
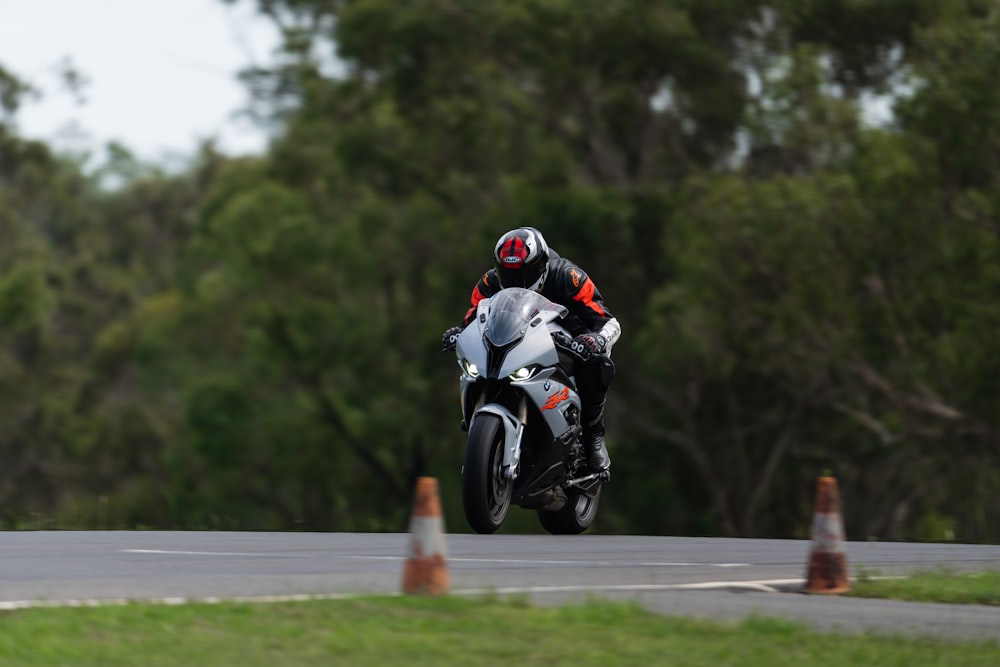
[584,426,611,474]
[582,401,611,475]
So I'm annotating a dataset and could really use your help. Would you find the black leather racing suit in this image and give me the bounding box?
[461,250,619,445]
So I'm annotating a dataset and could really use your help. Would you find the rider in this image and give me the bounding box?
[442,227,621,476]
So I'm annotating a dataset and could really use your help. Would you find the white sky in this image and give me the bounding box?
[0,0,281,166]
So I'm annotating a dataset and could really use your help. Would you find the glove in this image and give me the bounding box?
[441,326,463,352]
[572,333,607,358]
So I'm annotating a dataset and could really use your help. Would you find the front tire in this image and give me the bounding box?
[538,485,601,535]
[462,414,513,534]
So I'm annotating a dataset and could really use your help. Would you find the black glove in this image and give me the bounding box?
[441,326,463,352]
[572,333,607,358]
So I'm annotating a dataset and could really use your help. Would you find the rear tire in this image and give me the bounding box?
[537,485,601,535]
[462,414,512,534]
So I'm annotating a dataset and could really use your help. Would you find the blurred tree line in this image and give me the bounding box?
[0,0,997,540]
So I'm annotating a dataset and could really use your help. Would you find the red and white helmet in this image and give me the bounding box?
[494,227,550,292]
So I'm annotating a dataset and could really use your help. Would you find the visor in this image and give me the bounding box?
[496,261,544,290]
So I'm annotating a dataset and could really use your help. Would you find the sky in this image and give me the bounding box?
[0,1,896,169]
[0,0,281,166]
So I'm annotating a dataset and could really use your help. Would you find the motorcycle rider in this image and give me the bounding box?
[442,227,621,476]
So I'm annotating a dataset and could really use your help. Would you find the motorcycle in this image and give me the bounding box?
[453,287,606,535]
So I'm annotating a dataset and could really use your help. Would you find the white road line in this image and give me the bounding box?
[460,579,807,594]
[122,550,751,568]
[448,558,752,568]
[122,549,315,558]
[349,556,751,568]
[0,579,808,610]
[0,594,357,610]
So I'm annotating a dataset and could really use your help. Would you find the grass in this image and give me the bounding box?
[850,567,1000,606]
[0,595,998,667]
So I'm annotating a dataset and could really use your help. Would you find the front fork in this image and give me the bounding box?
[471,397,527,480]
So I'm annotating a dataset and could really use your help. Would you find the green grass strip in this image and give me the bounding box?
[851,567,1000,606]
[0,595,997,667]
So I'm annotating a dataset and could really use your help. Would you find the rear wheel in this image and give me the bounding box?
[462,414,512,534]
[537,485,601,535]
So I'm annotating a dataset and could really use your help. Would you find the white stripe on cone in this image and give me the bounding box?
[408,516,447,558]
[811,513,846,554]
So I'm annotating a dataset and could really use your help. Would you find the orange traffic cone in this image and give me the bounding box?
[804,476,851,594]
[401,477,450,596]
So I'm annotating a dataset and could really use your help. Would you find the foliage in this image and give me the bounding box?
[1,0,999,538]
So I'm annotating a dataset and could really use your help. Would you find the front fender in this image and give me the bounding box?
[472,403,523,479]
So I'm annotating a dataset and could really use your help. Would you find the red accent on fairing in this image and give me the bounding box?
[572,278,606,316]
[541,387,570,410]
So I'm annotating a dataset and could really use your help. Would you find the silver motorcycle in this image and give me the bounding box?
[454,287,605,534]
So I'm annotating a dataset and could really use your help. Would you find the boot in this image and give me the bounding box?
[582,400,611,475]
[584,426,611,474]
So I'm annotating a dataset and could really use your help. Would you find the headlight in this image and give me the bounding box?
[461,359,480,378]
[509,366,533,381]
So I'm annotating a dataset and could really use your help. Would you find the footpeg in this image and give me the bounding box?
[565,472,605,488]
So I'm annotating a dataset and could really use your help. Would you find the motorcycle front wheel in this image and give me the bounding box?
[462,414,513,534]
[537,485,601,535]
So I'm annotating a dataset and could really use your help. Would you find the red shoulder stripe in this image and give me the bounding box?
[464,284,487,324]
[572,278,605,316]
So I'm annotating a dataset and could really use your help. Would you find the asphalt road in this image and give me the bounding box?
[1,531,998,642]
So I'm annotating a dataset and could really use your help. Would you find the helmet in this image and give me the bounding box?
[494,227,550,291]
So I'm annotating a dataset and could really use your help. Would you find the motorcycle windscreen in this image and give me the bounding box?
[484,288,566,347]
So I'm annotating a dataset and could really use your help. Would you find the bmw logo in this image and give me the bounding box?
[544,381,551,391]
